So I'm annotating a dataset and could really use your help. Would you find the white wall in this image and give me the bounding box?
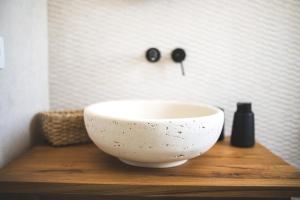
[0,0,48,167]
[48,0,300,168]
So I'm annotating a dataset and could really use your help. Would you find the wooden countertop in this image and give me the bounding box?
[0,138,299,200]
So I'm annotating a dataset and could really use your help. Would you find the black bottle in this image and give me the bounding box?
[231,102,255,147]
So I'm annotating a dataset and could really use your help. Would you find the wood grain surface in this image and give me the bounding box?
[0,138,299,199]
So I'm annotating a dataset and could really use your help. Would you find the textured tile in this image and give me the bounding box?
[48,0,300,168]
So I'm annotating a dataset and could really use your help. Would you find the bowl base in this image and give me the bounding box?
[119,158,188,168]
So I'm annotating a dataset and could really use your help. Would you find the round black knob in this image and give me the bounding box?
[171,48,186,63]
[145,48,161,62]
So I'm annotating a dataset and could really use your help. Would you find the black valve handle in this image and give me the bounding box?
[145,48,161,63]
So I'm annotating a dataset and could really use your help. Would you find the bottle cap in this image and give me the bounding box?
[237,102,252,113]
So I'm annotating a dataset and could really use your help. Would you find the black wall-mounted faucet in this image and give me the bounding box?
[171,48,186,76]
[145,47,187,76]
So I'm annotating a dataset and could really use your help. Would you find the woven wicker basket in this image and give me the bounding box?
[39,110,91,146]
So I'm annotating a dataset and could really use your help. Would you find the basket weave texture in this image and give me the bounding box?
[39,110,91,146]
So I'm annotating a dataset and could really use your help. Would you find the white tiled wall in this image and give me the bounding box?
[48,0,300,168]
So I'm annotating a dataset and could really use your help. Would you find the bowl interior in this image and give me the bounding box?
[86,100,219,120]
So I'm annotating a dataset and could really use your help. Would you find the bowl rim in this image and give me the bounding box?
[84,99,223,123]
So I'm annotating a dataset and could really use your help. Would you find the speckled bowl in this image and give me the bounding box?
[84,100,224,168]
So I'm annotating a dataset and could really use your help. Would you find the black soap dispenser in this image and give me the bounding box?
[231,102,255,147]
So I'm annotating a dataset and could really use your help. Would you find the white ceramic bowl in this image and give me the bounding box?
[84,100,224,168]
